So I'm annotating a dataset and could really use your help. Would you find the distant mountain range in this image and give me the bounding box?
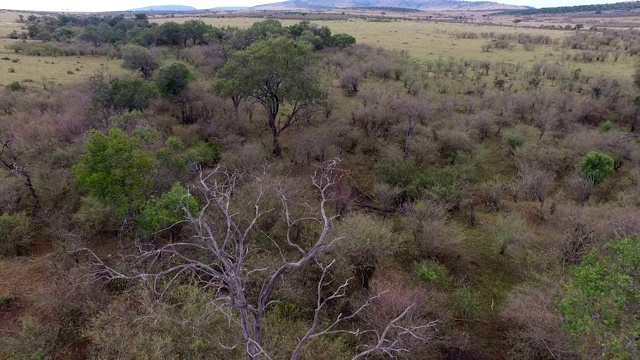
[129,0,527,12]
[208,6,251,10]
[253,0,528,10]
[129,5,197,11]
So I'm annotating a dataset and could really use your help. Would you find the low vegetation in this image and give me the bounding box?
[0,8,639,360]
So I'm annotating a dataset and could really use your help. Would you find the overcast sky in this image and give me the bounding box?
[0,0,623,12]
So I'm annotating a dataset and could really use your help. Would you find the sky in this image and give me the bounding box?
[0,0,624,12]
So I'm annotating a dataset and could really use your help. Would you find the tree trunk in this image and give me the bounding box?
[232,96,241,124]
[272,135,282,158]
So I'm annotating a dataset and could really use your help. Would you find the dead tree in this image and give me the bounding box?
[0,135,40,213]
[78,159,436,359]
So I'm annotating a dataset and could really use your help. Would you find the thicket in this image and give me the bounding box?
[1,15,639,360]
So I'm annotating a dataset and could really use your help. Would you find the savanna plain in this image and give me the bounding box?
[0,5,639,360]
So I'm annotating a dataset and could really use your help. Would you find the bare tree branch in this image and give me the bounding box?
[74,159,436,360]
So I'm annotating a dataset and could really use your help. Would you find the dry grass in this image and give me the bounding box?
[0,10,30,38]
[157,16,637,77]
[0,46,126,86]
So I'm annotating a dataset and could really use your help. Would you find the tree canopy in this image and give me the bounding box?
[214,36,324,157]
[73,128,154,216]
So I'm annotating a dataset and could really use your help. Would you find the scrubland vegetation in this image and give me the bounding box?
[0,9,639,359]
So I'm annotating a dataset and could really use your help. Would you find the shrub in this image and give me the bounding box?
[559,236,640,358]
[0,212,33,257]
[375,158,427,200]
[578,151,614,185]
[504,132,525,153]
[453,288,479,320]
[334,213,402,289]
[5,81,25,92]
[417,260,450,286]
[73,128,154,217]
[138,184,200,238]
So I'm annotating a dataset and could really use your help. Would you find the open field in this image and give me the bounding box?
[0,12,126,86]
[156,16,639,78]
[0,42,126,87]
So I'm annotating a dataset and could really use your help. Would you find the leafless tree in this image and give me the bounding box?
[534,108,558,140]
[0,133,40,213]
[340,67,364,96]
[518,165,555,207]
[77,159,435,360]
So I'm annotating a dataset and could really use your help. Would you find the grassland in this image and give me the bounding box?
[0,44,126,87]
[0,9,635,86]
[0,12,125,86]
[157,16,638,78]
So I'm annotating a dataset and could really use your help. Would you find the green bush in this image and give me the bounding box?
[417,260,450,285]
[504,132,525,152]
[578,151,614,185]
[138,184,200,238]
[559,237,640,358]
[0,213,33,257]
[73,128,154,217]
[375,158,427,200]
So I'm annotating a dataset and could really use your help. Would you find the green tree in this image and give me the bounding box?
[80,23,112,47]
[110,77,157,112]
[215,37,324,157]
[331,33,356,48]
[578,151,614,185]
[138,184,200,238]
[121,44,159,79]
[156,21,184,47]
[182,19,210,45]
[73,129,154,216]
[559,236,640,358]
[155,62,194,123]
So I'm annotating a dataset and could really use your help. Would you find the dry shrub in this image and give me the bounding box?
[470,110,494,141]
[334,213,403,289]
[436,128,475,160]
[405,127,439,166]
[219,141,268,174]
[482,178,505,211]
[564,128,611,158]
[292,125,340,165]
[500,281,575,360]
[0,175,28,213]
[405,200,463,260]
[517,164,555,206]
[87,286,243,360]
[340,67,363,96]
[356,272,447,358]
[514,141,573,175]
[549,204,640,265]
[565,172,595,205]
[372,183,403,213]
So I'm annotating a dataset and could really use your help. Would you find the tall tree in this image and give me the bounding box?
[155,62,194,123]
[121,44,159,80]
[214,36,324,157]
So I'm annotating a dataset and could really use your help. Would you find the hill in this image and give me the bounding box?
[501,1,640,15]
[209,6,251,10]
[129,5,197,11]
[253,0,527,11]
